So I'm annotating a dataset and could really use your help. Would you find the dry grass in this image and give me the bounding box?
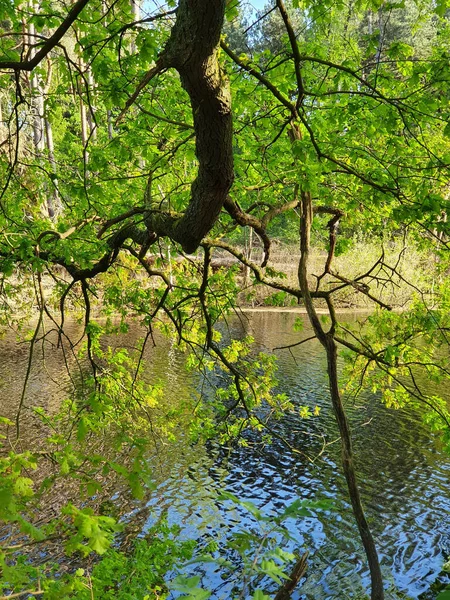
[237,237,437,309]
[0,238,439,318]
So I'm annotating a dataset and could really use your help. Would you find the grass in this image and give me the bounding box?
[237,235,438,309]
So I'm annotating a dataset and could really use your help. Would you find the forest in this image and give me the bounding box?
[0,0,450,598]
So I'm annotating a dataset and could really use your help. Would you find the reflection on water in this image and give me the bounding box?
[1,311,449,599]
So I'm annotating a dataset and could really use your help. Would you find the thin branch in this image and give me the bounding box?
[0,0,91,71]
[276,0,304,109]
[0,590,44,599]
[15,275,44,439]
[221,41,297,117]
[273,335,317,351]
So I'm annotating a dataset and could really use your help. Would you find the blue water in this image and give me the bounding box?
[140,311,450,600]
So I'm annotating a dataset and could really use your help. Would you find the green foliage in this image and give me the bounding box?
[0,520,195,599]
[0,0,449,597]
[263,291,296,307]
[341,293,450,447]
[84,522,195,600]
[63,505,122,556]
[171,576,211,599]
[178,493,331,598]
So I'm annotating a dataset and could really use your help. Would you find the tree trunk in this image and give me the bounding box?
[130,0,140,54]
[324,334,384,600]
[79,59,89,165]
[293,122,384,600]
[124,0,234,253]
[0,95,4,146]
[243,226,253,287]
[28,8,45,152]
[44,116,62,217]
[86,68,97,140]
[107,110,114,140]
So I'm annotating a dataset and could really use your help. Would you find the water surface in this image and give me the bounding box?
[1,310,449,599]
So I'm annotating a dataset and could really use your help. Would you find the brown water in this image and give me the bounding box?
[1,311,449,599]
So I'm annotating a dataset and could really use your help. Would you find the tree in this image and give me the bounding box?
[0,0,449,598]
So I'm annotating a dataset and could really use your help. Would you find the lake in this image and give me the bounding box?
[1,310,449,599]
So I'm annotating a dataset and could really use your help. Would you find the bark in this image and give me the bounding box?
[0,96,4,146]
[244,226,253,286]
[325,334,385,600]
[79,59,89,164]
[102,1,114,141]
[86,69,97,141]
[44,116,62,217]
[107,110,114,140]
[130,0,140,54]
[120,0,233,254]
[295,123,385,599]
[31,75,45,151]
[223,196,271,266]
[274,552,308,600]
[160,0,234,253]
[29,3,59,219]
[28,8,45,152]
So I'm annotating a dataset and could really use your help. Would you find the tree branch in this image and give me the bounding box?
[221,41,297,117]
[223,196,272,266]
[0,0,91,71]
[276,0,304,109]
[119,0,234,254]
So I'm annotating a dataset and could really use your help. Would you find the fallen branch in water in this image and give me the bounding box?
[274,551,309,600]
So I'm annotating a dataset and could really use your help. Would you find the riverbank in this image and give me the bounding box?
[0,237,439,330]
[232,237,437,309]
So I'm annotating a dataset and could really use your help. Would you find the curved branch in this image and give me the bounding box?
[276,0,304,109]
[120,0,234,254]
[224,190,300,267]
[205,238,328,301]
[223,196,271,266]
[221,41,296,117]
[0,0,91,71]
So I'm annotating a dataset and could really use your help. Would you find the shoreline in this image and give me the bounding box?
[237,306,373,314]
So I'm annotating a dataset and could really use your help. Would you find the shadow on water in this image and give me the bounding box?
[1,311,450,598]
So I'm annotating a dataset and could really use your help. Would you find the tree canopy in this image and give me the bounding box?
[0,0,450,598]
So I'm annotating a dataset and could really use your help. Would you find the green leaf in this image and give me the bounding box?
[260,559,290,584]
[77,416,88,441]
[170,575,211,598]
[293,317,303,332]
[225,0,239,21]
[13,477,34,498]
[253,591,271,600]
[435,0,449,16]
